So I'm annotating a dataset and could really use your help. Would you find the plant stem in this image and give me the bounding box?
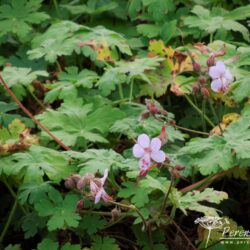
[118,83,124,102]
[109,200,147,231]
[0,74,72,151]
[206,229,212,248]
[1,178,28,215]
[80,210,126,216]
[56,60,62,72]
[161,175,174,213]
[109,234,137,246]
[209,32,214,43]
[103,215,126,230]
[129,79,134,103]
[179,170,229,194]
[185,95,215,127]
[208,99,223,134]
[0,200,18,243]
[202,99,207,132]
[166,214,197,250]
[174,125,209,136]
[170,205,176,220]
[52,0,61,17]
[26,86,45,110]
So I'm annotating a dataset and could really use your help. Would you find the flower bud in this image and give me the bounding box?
[198,76,206,85]
[192,61,201,73]
[76,199,84,211]
[64,177,75,189]
[207,55,215,67]
[192,83,200,95]
[175,164,185,171]
[111,207,121,222]
[140,111,150,121]
[64,174,81,189]
[159,126,167,146]
[201,87,210,98]
[146,99,159,114]
[76,177,86,190]
[71,174,81,183]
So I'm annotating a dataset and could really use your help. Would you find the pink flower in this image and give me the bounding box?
[133,134,166,175]
[209,61,233,93]
[89,169,112,204]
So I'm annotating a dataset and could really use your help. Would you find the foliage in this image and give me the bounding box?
[0,1,250,249]
[0,0,49,40]
[37,98,125,147]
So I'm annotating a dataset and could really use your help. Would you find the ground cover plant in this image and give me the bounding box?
[0,0,250,249]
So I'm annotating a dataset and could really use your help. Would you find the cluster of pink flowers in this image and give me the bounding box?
[209,61,233,93]
[65,169,112,204]
[133,133,166,176]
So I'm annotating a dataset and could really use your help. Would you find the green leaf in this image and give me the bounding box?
[22,212,47,238]
[128,0,142,19]
[35,192,81,231]
[178,116,250,175]
[97,57,163,96]
[110,104,183,142]
[66,149,125,175]
[91,236,120,250]
[18,182,56,205]
[28,21,81,63]
[79,214,106,235]
[179,188,228,216]
[0,119,25,144]
[184,5,250,41]
[0,67,45,100]
[118,181,150,207]
[37,239,58,250]
[45,67,99,103]
[140,175,170,194]
[0,0,49,40]
[137,24,161,38]
[62,2,118,15]
[4,245,21,250]
[1,145,74,182]
[161,20,177,44]
[1,66,48,99]
[28,21,131,63]
[37,98,125,147]
[222,20,249,42]
[224,5,250,21]
[147,0,175,22]
[61,243,81,250]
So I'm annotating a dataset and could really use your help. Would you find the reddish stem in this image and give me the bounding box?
[0,74,72,151]
[179,170,229,193]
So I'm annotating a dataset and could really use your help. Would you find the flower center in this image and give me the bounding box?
[144,147,152,154]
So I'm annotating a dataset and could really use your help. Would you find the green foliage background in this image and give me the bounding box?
[0,0,250,249]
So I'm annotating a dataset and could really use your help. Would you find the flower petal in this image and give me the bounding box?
[139,154,151,170]
[90,181,98,193]
[211,79,222,92]
[209,66,221,79]
[101,190,112,202]
[133,144,145,158]
[225,69,233,83]
[94,190,102,204]
[137,134,150,148]
[100,168,109,185]
[209,61,225,79]
[215,61,226,74]
[150,137,161,152]
[139,169,148,177]
[151,150,166,163]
